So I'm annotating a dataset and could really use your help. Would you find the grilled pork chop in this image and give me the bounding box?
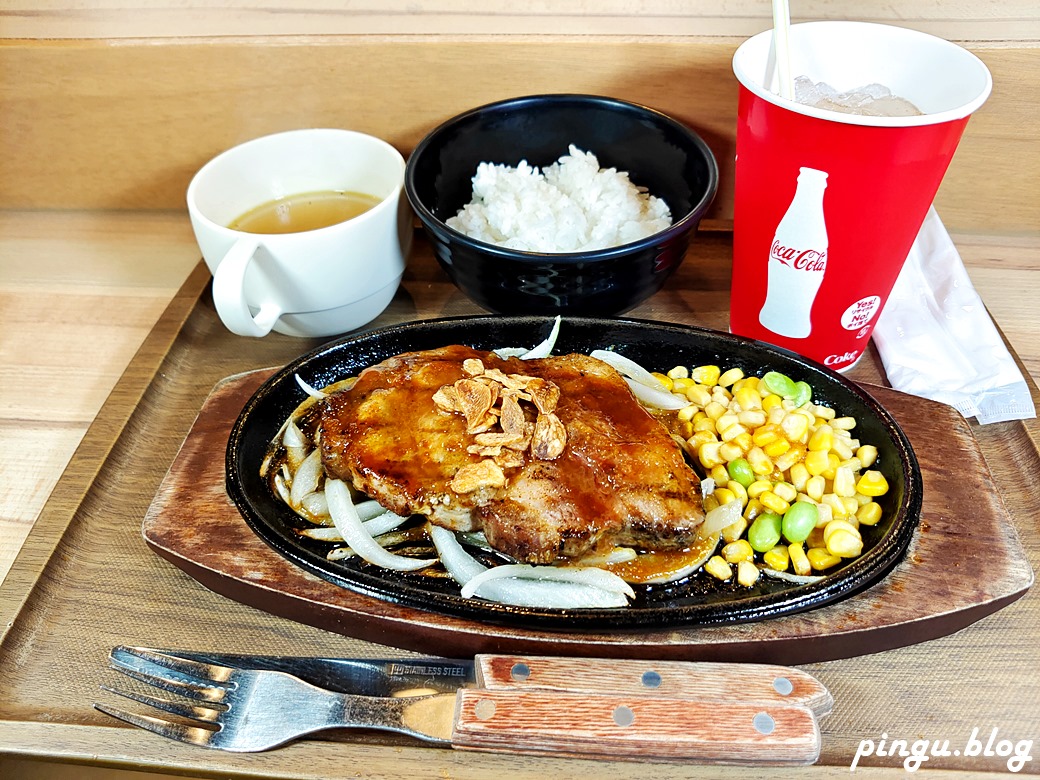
[319,345,704,564]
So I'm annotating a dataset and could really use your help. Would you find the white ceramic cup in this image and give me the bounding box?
[187,129,412,338]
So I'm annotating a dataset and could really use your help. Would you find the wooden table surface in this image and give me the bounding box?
[1,210,1038,778]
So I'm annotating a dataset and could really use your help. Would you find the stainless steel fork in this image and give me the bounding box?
[95,646,458,752]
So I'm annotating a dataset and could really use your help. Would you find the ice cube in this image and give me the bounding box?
[794,77,923,117]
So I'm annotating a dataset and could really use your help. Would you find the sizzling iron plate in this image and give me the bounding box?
[226,316,921,630]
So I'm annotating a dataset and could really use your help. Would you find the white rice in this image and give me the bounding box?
[446,145,672,253]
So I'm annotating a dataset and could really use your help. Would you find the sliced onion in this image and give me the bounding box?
[573,546,638,567]
[460,564,634,600]
[700,498,744,536]
[428,523,486,584]
[326,480,436,571]
[700,478,716,500]
[430,525,630,608]
[624,377,688,410]
[300,490,330,520]
[589,349,667,389]
[760,567,825,585]
[354,499,393,522]
[520,315,561,360]
[364,510,412,536]
[282,420,309,449]
[295,373,327,400]
[289,449,322,508]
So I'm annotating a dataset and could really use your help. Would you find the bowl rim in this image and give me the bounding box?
[404,93,720,264]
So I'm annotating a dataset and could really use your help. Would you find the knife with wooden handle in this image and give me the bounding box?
[169,649,832,717]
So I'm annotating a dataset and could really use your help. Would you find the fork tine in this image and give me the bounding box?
[108,662,227,703]
[93,702,216,748]
[111,646,235,685]
[100,683,224,722]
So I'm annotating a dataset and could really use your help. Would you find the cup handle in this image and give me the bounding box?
[211,237,283,337]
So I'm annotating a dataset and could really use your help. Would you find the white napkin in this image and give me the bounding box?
[872,207,1036,425]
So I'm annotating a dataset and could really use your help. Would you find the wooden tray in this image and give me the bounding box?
[142,367,1032,665]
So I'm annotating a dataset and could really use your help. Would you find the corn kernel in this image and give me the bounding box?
[763,438,791,458]
[731,432,754,453]
[780,412,810,442]
[716,411,739,432]
[734,386,762,411]
[821,493,848,519]
[719,441,745,463]
[857,501,883,526]
[774,443,807,473]
[827,529,864,558]
[712,386,733,403]
[807,547,842,571]
[737,559,760,587]
[677,404,698,422]
[710,465,731,486]
[691,365,721,386]
[821,453,841,480]
[811,404,836,420]
[685,384,713,407]
[831,437,855,461]
[743,498,764,522]
[693,417,717,434]
[728,480,749,507]
[832,416,857,431]
[789,543,811,576]
[666,365,689,380]
[856,445,879,468]
[722,539,755,564]
[760,491,791,515]
[772,481,798,503]
[721,516,748,543]
[855,491,873,507]
[805,474,826,501]
[737,409,767,428]
[703,493,719,512]
[704,401,728,420]
[652,372,673,391]
[839,456,864,473]
[688,430,717,449]
[747,447,774,476]
[806,526,826,549]
[805,450,831,476]
[807,424,834,452]
[671,376,695,395]
[763,545,790,571]
[823,519,860,545]
[718,367,744,388]
[751,424,783,448]
[842,496,860,517]
[698,442,724,469]
[747,480,772,499]
[715,488,740,507]
[832,466,857,498]
[814,501,833,527]
[705,555,732,580]
[789,463,811,491]
[720,423,750,443]
[761,393,783,411]
[856,470,890,497]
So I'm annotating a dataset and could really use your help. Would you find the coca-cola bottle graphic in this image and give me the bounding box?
[758,167,829,339]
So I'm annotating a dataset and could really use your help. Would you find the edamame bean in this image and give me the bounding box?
[781,501,819,543]
[761,371,796,398]
[790,381,812,407]
[726,457,755,489]
[748,511,783,552]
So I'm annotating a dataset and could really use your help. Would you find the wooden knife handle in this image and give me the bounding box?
[474,654,833,717]
[452,688,820,764]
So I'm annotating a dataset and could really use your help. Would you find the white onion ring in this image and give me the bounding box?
[700,498,744,536]
[624,377,688,410]
[519,315,561,360]
[460,564,634,600]
[294,373,327,400]
[760,567,825,585]
[289,449,322,508]
[589,349,668,389]
[326,480,436,571]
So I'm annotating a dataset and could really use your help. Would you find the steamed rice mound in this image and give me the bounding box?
[446,145,672,253]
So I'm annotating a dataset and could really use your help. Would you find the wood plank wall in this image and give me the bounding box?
[1,2,1038,234]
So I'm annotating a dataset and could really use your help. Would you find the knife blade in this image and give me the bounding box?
[154,650,832,716]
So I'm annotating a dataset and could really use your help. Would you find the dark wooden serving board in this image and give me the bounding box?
[143,369,1032,665]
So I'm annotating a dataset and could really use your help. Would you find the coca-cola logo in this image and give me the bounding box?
[771,240,827,272]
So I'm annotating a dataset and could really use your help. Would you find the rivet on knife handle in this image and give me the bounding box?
[475,655,833,717]
[452,689,821,764]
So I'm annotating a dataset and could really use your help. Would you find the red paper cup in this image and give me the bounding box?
[730,22,991,371]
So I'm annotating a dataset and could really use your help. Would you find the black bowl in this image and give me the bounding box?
[404,94,719,316]
[226,316,922,631]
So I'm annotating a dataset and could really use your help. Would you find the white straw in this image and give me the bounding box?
[771,0,795,100]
